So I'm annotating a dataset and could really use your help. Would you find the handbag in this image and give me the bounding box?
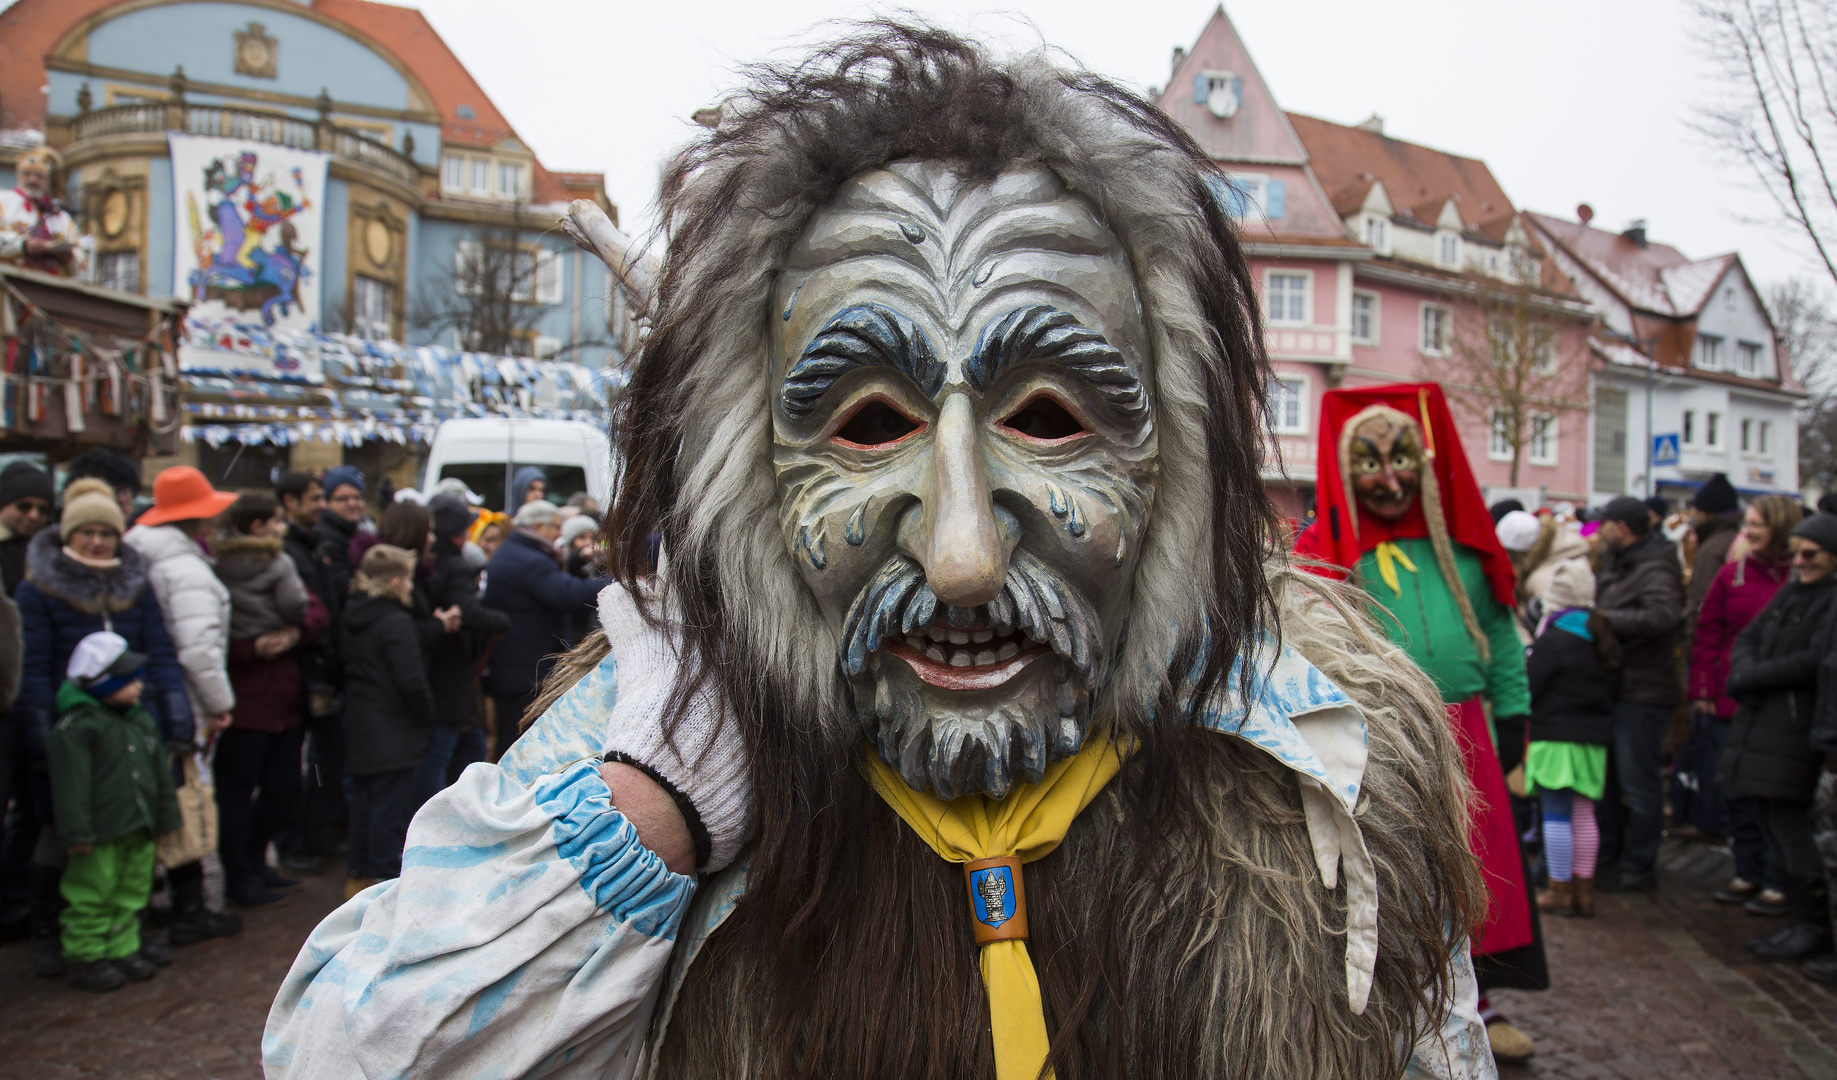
[156,751,219,868]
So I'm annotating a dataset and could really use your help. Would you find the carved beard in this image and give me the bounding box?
[839,550,1102,800]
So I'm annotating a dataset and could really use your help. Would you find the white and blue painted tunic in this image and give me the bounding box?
[263,632,1493,1080]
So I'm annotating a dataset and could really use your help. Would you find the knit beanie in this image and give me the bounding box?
[0,461,53,510]
[59,478,124,539]
[1545,559,1596,610]
[1790,513,1837,557]
[322,465,366,498]
[428,492,476,541]
[1692,473,1739,515]
[559,513,598,546]
[1495,510,1541,553]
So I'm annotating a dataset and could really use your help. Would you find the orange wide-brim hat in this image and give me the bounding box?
[136,466,237,526]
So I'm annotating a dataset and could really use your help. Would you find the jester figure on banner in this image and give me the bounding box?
[265,25,1497,1080]
[1293,381,1548,1063]
[185,150,310,326]
[0,148,91,278]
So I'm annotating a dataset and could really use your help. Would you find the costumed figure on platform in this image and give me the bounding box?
[1293,383,1548,1065]
[0,148,92,278]
[265,26,1494,1080]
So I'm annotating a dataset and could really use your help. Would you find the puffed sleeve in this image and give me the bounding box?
[262,758,695,1080]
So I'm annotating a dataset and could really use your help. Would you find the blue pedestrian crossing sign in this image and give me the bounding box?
[1652,433,1681,467]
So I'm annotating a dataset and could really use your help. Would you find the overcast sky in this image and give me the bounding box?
[410,0,1812,291]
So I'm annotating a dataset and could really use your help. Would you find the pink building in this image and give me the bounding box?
[1158,9,1596,521]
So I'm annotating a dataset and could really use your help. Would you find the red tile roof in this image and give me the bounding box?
[1287,112,1516,228]
[0,0,577,203]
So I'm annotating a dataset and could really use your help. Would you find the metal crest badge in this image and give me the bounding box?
[962,855,1029,945]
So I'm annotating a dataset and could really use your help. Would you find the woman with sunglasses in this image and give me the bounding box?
[1719,513,1837,968]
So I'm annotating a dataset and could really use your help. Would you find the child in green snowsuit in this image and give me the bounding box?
[46,630,182,992]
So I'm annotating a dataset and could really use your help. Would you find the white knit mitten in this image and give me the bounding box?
[597,582,753,872]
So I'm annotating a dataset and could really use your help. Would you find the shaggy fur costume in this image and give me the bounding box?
[560,22,1482,1079]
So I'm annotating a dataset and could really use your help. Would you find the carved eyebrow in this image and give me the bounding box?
[966,306,1146,419]
[780,304,944,419]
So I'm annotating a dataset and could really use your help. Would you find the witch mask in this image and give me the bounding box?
[770,162,1159,800]
[1346,410,1423,522]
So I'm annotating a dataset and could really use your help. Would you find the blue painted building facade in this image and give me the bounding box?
[1,0,624,367]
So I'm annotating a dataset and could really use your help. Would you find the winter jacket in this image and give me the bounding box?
[341,588,436,776]
[46,681,182,847]
[225,592,330,735]
[283,517,341,692]
[481,530,608,699]
[1593,531,1686,707]
[1686,512,1743,638]
[1524,608,1622,745]
[124,523,234,719]
[214,534,311,640]
[1690,551,1791,718]
[15,529,192,752]
[0,589,20,712]
[1717,577,1837,801]
[428,537,509,729]
[310,511,364,613]
[0,522,29,596]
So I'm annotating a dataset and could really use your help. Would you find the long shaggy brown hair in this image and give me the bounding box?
[574,21,1479,1079]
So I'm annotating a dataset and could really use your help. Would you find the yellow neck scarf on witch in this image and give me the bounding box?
[1373,539,1417,598]
[859,734,1130,1080]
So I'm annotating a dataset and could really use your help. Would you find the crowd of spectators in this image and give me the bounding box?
[1494,475,1837,985]
[0,452,607,989]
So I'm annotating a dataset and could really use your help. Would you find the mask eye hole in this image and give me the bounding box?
[999,395,1087,442]
[832,400,922,448]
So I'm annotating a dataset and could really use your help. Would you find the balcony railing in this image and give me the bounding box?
[72,102,418,187]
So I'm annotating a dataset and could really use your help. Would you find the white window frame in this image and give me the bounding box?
[1528,413,1557,465]
[1741,417,1754,454]
[1683,409,1698,447]
[1706,410,1723,449]
[454,239,483,297]
[441,155,464,192]
[1351,289,1380,345]
[352,274,394,341]
[534,247,563,305]
[1532,334,1558,377]
[498,162,524,201]
[1436,231,1461,268]
[1488,409,1513,462]
[1265,271,1311,326]
[1363,215,1389,253]
[1267,375,1308,435]
[1737,340,1763,376]
[1761,419,1773,457]
[533,334,562,360]
[1696,333,1724,371]
[469,158,490,196]
[1420,302,1452,356]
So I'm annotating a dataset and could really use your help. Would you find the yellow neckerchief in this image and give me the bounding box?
[1372,539,1418,598]
[859,734,1129,1080]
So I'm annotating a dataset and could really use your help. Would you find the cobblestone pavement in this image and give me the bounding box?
[3,840,1837,1077]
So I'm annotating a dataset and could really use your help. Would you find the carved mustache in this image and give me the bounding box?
[840,549,1102,683]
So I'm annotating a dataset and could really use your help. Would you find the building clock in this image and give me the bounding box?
[234,23,278,79]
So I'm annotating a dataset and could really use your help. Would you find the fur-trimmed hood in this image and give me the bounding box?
[212,534,284,583]
[23,526,148,616]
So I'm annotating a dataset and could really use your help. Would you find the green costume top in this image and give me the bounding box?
[1355,537,1531,716]
[46,681,183,848]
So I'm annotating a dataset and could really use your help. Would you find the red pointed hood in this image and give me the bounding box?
[1292,382,1516,610]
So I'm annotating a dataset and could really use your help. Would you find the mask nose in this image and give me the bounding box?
[898,393,1018,608]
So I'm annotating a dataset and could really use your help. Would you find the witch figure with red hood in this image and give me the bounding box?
[1294,382,1548,1065]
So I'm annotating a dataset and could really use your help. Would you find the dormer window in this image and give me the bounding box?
[1364,215,1389,252]
[1697,333,1724,371]
[1437,232,1461,268]
[456,104,476,120]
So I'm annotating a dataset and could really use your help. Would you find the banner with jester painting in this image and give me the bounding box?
[169,134,327,376]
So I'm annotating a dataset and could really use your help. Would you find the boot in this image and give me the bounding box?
[137,911,172,967]
[1573,877,1596,918]
[167,862,241,947]
[1535,879,1575,917]
[26,864,64,978]
[68,957,125,993]
[111,952,157,982]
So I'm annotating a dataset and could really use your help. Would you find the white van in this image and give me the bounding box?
[421,418,613,512]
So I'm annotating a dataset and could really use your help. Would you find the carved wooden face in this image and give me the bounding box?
[769,162,1159,799]
[1348,415,1423,522]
